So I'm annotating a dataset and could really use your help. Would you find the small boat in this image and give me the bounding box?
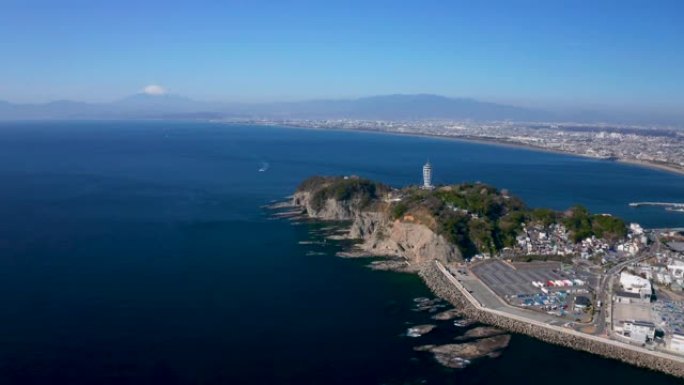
[258,162,270,172]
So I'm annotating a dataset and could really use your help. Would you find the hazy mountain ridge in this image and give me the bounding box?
[0,93,681,126]
[261,94,552,121]
[0,94,554,121]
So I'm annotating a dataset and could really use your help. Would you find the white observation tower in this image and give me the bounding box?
[422,161,434,190]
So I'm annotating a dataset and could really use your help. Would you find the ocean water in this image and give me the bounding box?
[0,120,682,385]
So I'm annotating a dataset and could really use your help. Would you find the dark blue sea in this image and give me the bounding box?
[0,120,682,385]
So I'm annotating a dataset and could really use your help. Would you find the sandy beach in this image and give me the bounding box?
[227,121,684,178]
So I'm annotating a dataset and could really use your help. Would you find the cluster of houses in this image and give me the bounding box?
[635,259,684,291]
[513,223,616,259]
[614,223,649,257]
[510,222,649,261]
[514,223,578,256]
[632,250,684,292]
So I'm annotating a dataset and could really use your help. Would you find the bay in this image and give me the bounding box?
[0,120,682,384]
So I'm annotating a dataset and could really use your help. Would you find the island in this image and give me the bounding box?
[276,175,684,377]
[292,175,627,269]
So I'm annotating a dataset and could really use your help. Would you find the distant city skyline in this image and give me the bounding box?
[1,1,683,115]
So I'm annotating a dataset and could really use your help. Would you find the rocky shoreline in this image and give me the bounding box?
[418,262,684,378]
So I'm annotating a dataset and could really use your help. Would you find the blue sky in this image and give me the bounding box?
[1,0,682,112]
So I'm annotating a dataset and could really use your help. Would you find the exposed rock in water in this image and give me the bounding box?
[265,200,296,210]
[366,259,411,271]
[327,235,348,241]
[455,326,506,341]
[406,324,437,337]
[432,308,462,321]
[452,319,475,328]
[270,210,303,219]
[305,251,326,256]
[415,335,511,368]
[412,297,447,313]
[414,344,436,352]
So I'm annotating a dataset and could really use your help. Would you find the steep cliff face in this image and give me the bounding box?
[292,191,358,220]
[292,191,462,268]
[349,213,462,267]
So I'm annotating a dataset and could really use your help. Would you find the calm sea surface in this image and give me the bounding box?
[0,121,682,385]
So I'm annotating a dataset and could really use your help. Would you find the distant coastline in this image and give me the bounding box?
[454,136,684,177]
[223,120,684,178]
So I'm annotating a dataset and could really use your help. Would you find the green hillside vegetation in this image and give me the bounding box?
[297,176,627,258]
[563,205,628,242]
[396,183,529,257]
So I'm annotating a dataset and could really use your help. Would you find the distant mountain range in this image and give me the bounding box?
[0,93,681,126]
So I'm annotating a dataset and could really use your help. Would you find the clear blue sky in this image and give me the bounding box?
[1,0,682,112]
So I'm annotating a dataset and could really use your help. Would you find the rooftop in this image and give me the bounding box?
[575,296,591,306]
[616,291,643,299]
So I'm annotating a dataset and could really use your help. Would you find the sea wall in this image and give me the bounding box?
[418,262,684,378]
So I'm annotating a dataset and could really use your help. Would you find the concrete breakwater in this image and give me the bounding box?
[418,262,684,378]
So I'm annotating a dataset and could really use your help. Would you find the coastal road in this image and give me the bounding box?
[437,261,684,366]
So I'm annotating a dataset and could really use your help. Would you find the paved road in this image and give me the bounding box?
[595,233,660,335]
[437,261,684,365]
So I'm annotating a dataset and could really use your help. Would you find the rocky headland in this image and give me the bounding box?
[274,176,684,376]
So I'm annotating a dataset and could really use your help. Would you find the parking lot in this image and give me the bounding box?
[653,300,684,335]
[470,260,593,320]
[471,260,567,297]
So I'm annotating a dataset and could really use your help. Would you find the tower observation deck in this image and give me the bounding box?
[422,161,434,190]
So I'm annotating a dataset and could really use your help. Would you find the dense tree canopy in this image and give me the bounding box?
[298,176,390,211]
